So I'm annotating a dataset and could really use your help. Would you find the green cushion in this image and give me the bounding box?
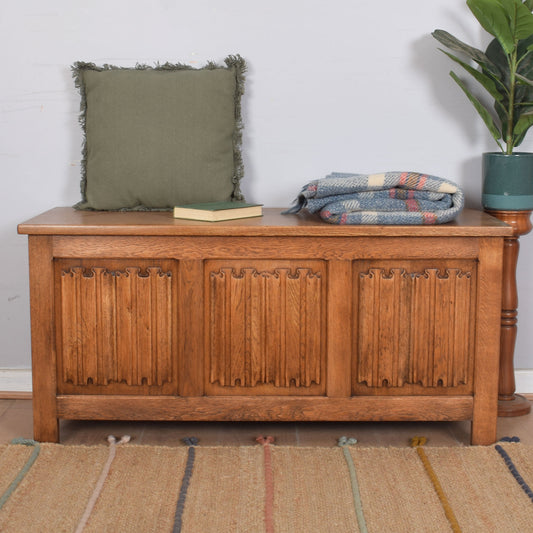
[72,56,246,210]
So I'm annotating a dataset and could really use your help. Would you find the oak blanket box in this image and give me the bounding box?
[18,207,511,444]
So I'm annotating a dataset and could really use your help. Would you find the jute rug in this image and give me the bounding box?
[0,435,531,533]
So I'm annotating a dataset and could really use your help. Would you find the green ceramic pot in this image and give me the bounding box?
[482,152,533,210]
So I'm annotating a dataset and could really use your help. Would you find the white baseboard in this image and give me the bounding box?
[1,368,532,395]
[0,369,32,393]
[515,369,533,396]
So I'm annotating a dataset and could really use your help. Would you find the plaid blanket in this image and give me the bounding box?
[284,172,464,225]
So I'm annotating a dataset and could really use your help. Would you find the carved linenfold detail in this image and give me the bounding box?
[58,265,174,388]
[356,266,475,389]
[208,265,324,389]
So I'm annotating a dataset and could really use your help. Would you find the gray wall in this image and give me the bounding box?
[2,0,533,372]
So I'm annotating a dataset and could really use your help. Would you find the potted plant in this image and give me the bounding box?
[433,0,533,210]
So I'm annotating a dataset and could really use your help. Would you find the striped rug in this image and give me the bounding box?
[0,436,532,532]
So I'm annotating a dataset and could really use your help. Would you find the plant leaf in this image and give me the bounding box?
[507,0,533,40]
[495,97,510,121]
[486,37,510,82]
[517,35,533,75]
[432,30,494,67]
[517,72,533,84]
[450,71,504,146]
[467,0,515,53]
[516,37,533,103]
[513,111,533,143]
[440,49,506,101]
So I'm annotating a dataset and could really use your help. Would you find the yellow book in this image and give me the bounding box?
[173,201,263,222]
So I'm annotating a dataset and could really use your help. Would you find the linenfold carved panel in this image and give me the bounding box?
[354,264,476,390]
[56,263,175,390]
[207,262,325,389]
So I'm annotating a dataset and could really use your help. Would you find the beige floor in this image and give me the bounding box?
[1,398,532,446]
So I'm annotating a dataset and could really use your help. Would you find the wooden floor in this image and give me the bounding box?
[1,398,532,446]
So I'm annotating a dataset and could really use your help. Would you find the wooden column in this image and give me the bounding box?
[486,209,532,417]
[28,236,59,442]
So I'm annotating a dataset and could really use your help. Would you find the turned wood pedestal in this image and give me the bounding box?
[18,208,511,444]
[485,209,532,417]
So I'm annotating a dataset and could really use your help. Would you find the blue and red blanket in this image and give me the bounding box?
[285,172,464,225]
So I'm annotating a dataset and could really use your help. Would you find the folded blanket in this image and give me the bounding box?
[284,172,465,225]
